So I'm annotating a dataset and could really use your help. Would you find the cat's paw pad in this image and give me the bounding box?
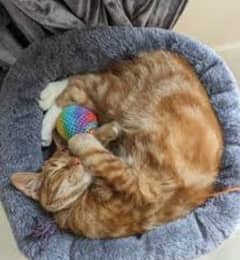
[39,79,68,111]
[111,121,122,136]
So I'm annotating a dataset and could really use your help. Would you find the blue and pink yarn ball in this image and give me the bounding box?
[56,105,98,140]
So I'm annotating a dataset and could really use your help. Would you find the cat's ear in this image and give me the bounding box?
[53,131,67,150]
[10,172,42,201]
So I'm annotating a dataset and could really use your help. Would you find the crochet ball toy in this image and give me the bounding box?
[56,105,98,140]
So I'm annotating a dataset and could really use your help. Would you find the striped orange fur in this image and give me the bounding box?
[11,51,223,239]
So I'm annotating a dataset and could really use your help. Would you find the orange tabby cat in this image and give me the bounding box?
[11,50,224,239]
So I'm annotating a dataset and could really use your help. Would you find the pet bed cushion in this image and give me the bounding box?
[0,27,240,260]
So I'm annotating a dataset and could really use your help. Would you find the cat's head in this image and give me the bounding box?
[10,133,92,212]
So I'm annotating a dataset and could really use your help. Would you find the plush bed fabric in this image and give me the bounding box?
[0,27,240,260]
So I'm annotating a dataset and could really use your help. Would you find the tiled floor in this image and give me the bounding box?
[199,231,240,260]
[0,205,25,260]
[1,203,240,260]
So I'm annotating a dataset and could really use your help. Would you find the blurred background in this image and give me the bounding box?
[175,0,240,82]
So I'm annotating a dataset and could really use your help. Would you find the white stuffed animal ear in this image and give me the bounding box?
[41,104,62,147]
[11,172,42,201]
[39,79,68,147]
[39,79,69,111]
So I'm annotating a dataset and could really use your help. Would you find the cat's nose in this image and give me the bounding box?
[71,157,81,165]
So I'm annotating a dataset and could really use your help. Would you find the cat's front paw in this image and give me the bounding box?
[68,133,104,156]
[93,121,122,145]
[39,79,68,111]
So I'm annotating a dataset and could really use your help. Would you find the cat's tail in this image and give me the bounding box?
[210,186,240,198]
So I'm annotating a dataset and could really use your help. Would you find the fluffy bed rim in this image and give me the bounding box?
[0,27,240,260]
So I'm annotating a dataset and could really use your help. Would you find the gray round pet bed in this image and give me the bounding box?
[1,27,240,260]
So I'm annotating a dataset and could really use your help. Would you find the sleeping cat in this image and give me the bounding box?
[11,50,224,239]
